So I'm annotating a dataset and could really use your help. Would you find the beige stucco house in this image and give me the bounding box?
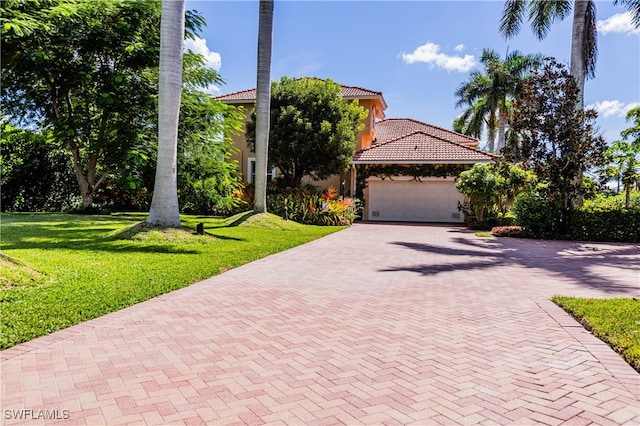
[215,80,496,223]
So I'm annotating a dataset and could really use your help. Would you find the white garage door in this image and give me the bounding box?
[367,178,464,223]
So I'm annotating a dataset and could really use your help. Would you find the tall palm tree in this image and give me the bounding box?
[456,49,541,153]
[500,0,640,110]
[455,86,498,152]
[147,0,185,227]
[253,0,274,214]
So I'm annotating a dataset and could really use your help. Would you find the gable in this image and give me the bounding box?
[353,131,496,164]
[374,118,478,147]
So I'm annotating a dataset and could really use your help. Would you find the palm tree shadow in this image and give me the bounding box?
[383,237,640,295]
[205,211,255,229]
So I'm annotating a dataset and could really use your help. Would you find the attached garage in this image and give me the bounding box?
[352,127,497,223]
[367,177,463,223]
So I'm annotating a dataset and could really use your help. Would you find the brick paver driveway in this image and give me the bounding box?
[2,223,639,425]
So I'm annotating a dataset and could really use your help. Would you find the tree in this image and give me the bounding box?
[506,58,607,213]
[246,77,368,188]
[494,162,537,214]
[177,61,245,214]
[500,0,640,110]
[456,163,504,223]
[455,49,541,153]
[1,124,77,211]
[147,0,185,227]
[253,0,274,214]
[605,107,640,207]
[1,0,162,209]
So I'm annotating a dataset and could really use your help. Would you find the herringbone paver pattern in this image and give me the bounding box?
[2,224,639,425]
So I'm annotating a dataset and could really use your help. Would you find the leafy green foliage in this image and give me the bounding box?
[267,187,359,226]
[1,125,77,211]
[602,107,640,207]
[568,208,640,242]
[553,297,640,372]
[506,58,607,210]
[456,163,504,223]
[583,191,640,210]
[246,77,368,187]
[176,55,245,215]
[456,162,535,224]
[569,191,640,242]
[513,184,563,236]
[1,1,242,213]
[1,0,220,211]
[1,0,165,207]
[455,48,542,152]
[0,213,343,348]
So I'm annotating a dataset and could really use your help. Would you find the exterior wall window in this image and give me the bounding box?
[247,157,276,183]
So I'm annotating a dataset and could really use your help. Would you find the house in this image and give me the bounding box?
[215,79,496,223]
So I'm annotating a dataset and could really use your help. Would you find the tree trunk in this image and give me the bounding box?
[253,0,274,214]
[571,0,588,111]
[68,140,95,208]
[497,108,508,153]
[147,0,184,227]
[487,110,497,153]
[570,0,591,206]
[625,185,631,209]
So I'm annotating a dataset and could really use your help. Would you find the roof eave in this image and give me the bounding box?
[218,98,256,104]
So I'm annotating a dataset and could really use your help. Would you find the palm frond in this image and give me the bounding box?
[529,0,571,39]
[500,0,527,38]
[614,0,640,26]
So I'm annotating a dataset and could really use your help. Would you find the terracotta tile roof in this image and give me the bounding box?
[214,88,258,102]
[374,118,478,147]
[214,79,386,106]
[353,131,496,164]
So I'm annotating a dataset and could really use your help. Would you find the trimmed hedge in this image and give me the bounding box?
[569,208,640,243]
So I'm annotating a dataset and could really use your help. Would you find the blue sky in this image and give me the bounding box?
[185,0,640,148]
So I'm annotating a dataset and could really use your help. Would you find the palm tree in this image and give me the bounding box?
[147,0,185,227]
[253,0,274,214]
[454,94,497,152]
[500,0,640,110]
[455,49,541,153]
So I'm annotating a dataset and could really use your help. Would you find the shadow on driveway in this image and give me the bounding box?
[383,236,640,295]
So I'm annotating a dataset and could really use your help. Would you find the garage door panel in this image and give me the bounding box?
[368,179,463,223]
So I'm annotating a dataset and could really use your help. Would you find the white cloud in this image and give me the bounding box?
[184,37,222,70]
[401,42,476,72]
[597,12,640,35]
[454,44,465,52]
[588,100,640,117]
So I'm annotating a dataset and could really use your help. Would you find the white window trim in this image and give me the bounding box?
[247,157,276,183]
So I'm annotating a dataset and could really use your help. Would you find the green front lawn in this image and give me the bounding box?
[0,212,343,349]
[553,296,640,372]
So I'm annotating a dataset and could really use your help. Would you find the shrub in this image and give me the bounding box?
[583,191,640,210]
[267,187,358,226]
[569,206,640,243]
[513,185,566,237]
[1,126,78,212]
[491,225,525,237]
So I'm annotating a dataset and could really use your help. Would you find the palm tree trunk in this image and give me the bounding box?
[497,108,508,153]
[570,0,589,110]
[487,110,497,153]
[253,0,274,213]
[147,0,184,227]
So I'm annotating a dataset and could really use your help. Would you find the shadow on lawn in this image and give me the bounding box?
[1,221,204,254]
[383,236,640,295]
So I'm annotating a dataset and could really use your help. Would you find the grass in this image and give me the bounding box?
[0,212,344,349]
[475,231,494,237]
[552,296,640,372]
